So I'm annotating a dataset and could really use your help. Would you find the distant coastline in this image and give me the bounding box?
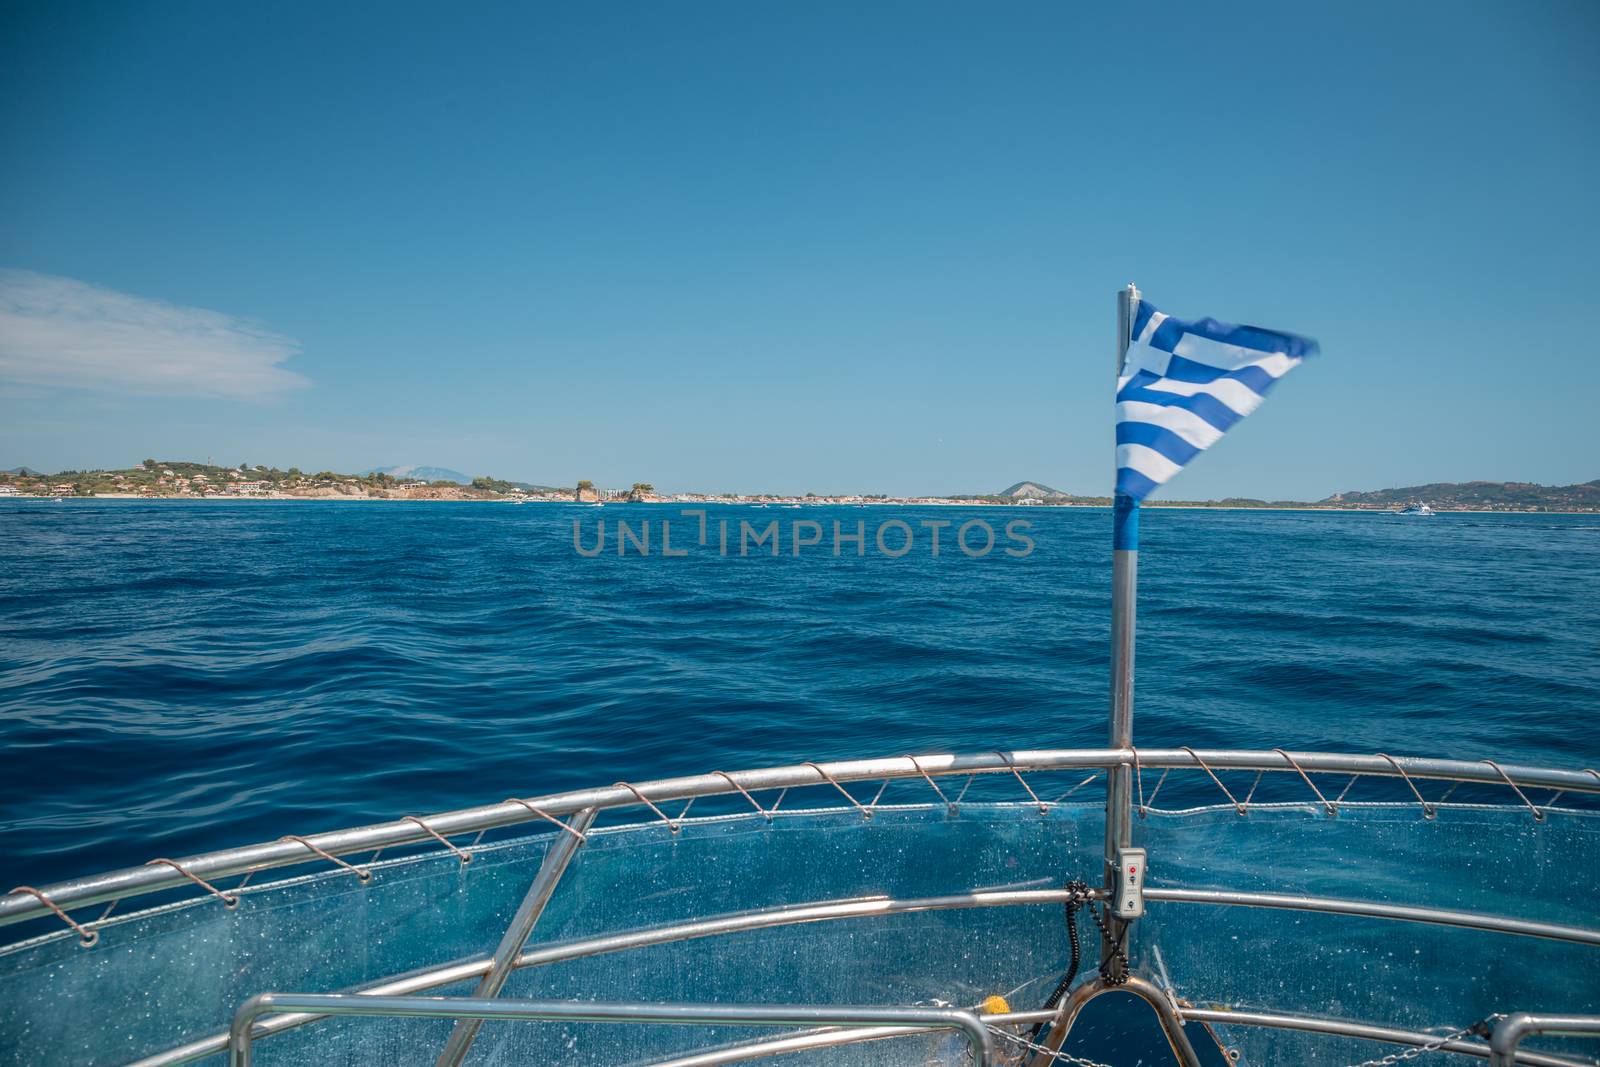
[12,499,1600,517]
[2,461,1597,513]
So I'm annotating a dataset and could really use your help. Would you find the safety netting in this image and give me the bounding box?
[0,801,1595,1066]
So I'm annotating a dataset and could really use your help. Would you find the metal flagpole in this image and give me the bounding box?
[1102,282,1140,980]
[1032,285,1145,1066]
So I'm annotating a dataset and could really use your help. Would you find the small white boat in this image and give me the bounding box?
[1397,503,1435,516]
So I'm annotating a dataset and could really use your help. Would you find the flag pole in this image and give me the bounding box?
[1103,282,1140,979]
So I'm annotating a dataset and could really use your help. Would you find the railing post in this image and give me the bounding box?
[435,807,597,1067]
[1027,976,1200,1067]
[1490,1013,1600,1067]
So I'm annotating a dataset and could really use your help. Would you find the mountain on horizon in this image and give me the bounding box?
[364,465,471,484]
[999,480,1069,499]
[1321,479,1600,509]
[4,466,44,477]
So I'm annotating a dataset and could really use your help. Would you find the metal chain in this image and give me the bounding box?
[987,1025,1119,1067]
[999,1007,1497,1067]
[1343,1015,1503,1067]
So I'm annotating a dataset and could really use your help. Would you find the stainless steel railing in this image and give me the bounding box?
[7,747,1598,1067]
[226,994,996,1067]
[118,879,1600,1067]
[7,747,1598,935]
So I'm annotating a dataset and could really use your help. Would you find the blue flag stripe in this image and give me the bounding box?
[1116,421,1202,466]
[1132,299,1157,342]
[1117,379,1245,433]
[1158,354,1279,393]
[1115,466,1161,500]
[1147,313,1318,359]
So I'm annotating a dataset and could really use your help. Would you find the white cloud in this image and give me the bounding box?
[0,269,309,398]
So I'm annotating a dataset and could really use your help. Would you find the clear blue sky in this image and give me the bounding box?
[2,0,1596,498]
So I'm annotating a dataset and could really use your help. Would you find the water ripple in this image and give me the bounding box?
[1,501,1596,887]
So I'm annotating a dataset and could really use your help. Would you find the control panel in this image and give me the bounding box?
[1112,847,1147,920]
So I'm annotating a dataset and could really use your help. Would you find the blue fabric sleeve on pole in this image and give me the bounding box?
[1113,494,1139,551]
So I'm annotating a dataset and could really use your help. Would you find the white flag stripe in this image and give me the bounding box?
[1167,332,1282,371]
[1139,375,1267,416]
[1117,401,1225,449]
[1126,339,1300,385]
[1122,342,1173,379]
[1116,442,1184,483]
[1245,352,1300,379]
[1134,310,1167,346]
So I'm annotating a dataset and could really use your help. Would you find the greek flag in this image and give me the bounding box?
[1116,299,1318,500]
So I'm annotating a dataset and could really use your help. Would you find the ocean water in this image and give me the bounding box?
[1,501,1597,891]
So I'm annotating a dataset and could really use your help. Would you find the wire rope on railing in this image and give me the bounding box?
[1483,760,1544,822]
[711,771,772,821]
[1052,774,1101,803]
[278,836,370,882]
[803,761,873,819]
[1180,747,1247,815]
[614,782,683,833]
[1274,749,1338,815]
[144,859,238,908]
[1377,753,1437,818]
[400,817,472,863]
[995,751,1048,814]
[906,755,958,812]
[503,799,589,841]
[7,886,97,947]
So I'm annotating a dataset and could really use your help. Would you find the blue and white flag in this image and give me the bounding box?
[1116,299,1318,501]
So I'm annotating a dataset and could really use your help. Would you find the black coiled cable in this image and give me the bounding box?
[1027,879,1093,1044]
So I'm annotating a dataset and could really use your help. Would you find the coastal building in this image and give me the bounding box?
[0,486,20,497]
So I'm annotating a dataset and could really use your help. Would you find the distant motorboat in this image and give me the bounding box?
[1397,502,1435,516]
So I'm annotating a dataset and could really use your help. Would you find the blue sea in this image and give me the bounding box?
[1,501,1597,891]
